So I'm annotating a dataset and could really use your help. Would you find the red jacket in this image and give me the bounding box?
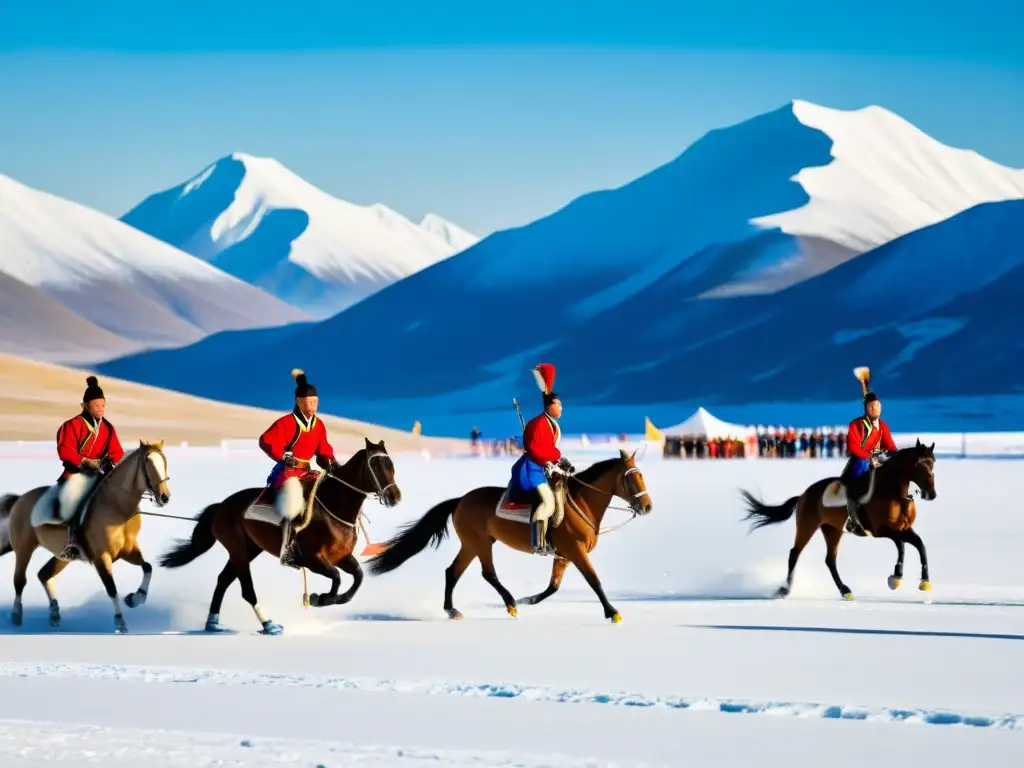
[523,413,561,466]
[259,410,336,476]
[847,416,896,460]
[56,413,125,481]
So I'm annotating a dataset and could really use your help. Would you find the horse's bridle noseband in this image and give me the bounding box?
[323,450,397,506]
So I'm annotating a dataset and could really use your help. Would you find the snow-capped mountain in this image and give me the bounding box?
[120,153,476,318]
[418,213,479,253]
[0,173,309,359]
[99,101,1024,433]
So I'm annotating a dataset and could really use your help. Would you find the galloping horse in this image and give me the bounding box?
[160,439,400,635]
[368,450,652,622]
[0,440,172,633]
[740,440,937,600]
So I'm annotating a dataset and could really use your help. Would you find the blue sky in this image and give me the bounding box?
[1,1,1021,235]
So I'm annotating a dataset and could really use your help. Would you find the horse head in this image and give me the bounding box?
[618,448,653,515]
[886,439,937,501]
[109,439,171,507]
[332,437,401,508]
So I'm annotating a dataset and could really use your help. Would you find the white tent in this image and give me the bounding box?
[662,407,752,439]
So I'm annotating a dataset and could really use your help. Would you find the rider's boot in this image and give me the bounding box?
[57,519,82,561]
[279,522,300,569]
[844,496,867,537]
[532,518,550,555]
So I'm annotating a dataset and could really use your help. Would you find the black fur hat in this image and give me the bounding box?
[83,376,105,403]
[292,368,317,398]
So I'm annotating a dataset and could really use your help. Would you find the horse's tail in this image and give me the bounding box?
[367,497,458,576]
[740,490,799,532]
[159,503,219,568]
[0,493,17,558]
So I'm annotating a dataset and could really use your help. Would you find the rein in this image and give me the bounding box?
[564,466,645,535]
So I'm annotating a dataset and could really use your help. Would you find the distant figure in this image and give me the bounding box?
[53,376,126,561]
[258,369,337,568]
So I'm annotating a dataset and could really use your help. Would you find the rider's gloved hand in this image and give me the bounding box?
[283,454,301,468]
[79,457,102,473]
[319,457,335,473]
[557,456,575,474]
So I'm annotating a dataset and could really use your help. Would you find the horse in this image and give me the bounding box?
[159,438,400,635]
[367,449,652,623]
[0,440,172,633]
[739,439,937,600]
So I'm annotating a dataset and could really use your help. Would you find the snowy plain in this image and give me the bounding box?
[0,444,1022,766]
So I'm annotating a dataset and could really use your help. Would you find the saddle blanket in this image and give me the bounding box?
[495,487,533,523]
[821,481,848,509]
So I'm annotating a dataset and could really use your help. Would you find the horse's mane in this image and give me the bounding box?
[572,457,621,486]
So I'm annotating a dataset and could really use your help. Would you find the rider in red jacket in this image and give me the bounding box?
[54,376,125,560]
[258,369,337,568]
[840,367,897,536]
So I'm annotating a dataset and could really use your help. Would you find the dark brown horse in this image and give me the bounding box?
[740,440,937,600]
[159,439,400,634]
[367,450,652,623]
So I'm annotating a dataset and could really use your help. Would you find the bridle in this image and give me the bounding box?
[102,446,171,508]
[563,461,651,535]
[321,450,397,507]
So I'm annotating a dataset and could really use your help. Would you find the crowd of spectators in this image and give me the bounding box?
[664,427,852,459]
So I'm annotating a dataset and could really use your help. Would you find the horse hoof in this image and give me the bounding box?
[506,605,517,618]
[775,586,790,598]
[308,593,320,608]
[11,611,22,627]
[205,621,223,632]
[888,576,902,590]
[842,592,855,601]
[114,620,128,634]
[919,580,932,592]
[609,612,622,624]
[446,609,464,620]
[49,612,60,628]
[124,592,146,608]
[260,621,284,635]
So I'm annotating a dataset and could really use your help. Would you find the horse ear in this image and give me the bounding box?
[916,438,921,448]
[619,448,629,460]
[158,439,165,450]
[379,439,386,448]
[929,442,935,454]
[630,449,638,461]
[139,439,144,448]
[364,437,372,448]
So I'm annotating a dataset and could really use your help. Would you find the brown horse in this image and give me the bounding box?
[159,439,400,635]
[0,440,172,633]
[367,450,652,623]
[740,439,938,600]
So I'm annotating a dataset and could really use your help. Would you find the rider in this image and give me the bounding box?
[54,375,125,560]
[510,363,574,555]
[840,366,897,536]
[258,369,337,568]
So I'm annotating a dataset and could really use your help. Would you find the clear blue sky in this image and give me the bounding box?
[1,1,1021,235]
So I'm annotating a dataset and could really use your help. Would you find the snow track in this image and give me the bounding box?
[1,452,1023,765]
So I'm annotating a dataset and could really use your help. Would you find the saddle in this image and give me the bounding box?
[243,471,324,531]
[495,479,566,528]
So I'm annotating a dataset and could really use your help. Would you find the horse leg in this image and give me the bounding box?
[901,528,931,591]
[233,549,282,635]
[93,552,129,633]
[334,554,363,605]
[10,543,34,627]
[821,525,854,600]
[205,540,260,632]
[565,547,620,623]
[777,499,819,598]
[519,556,569,606]
[305,555,342,607]
[37,556,70,627]
[119,546,152,609]
[887,535,906,590]
[444,545,477,620]
[476,541,517,617]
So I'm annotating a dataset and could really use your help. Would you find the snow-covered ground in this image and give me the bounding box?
[1,447,1022,766]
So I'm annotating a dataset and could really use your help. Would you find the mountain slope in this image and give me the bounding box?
[120,154,476,318]
[98,102,1024,432]
[419,213,479,252]
[0,174,308,355]
[0,353,465,453]
[0,273,141,363]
